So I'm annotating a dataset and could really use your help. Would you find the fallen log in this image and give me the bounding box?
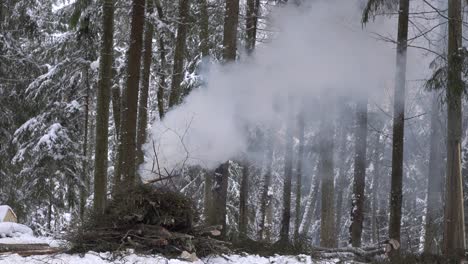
[192,225,223,237]
[0,243,51,252]
[0,243,64,256]
[310,239,399,263]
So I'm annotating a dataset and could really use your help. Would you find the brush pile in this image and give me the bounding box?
[69,185,230,258]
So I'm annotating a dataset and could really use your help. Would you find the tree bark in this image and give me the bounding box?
[388,0,409,246]
[238,162,249,239]
[207,162,230,238]
[80,68,90,220]
[199,0,211,224]
[424,94,444,254]
[298,157,320,240]
[371,129,384,244]
[293,110,305,244]
[112,86,122,191]
[118,0,146,185]
[443,0,465,256]
[350,99,368,247]
[203,171,213,223]
[279,107,294,244]
[168,0,190,107]
[222,0,240,61]
[198,0,210,58]
[334,98,350,244]
[245,0,260,54]
[319,105,336,248]
[93,0,114,214]
[258,132,274,241]
[136,0,154,169]
[154,0,167,119]
[111,86,121,140]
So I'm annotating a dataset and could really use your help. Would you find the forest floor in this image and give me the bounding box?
[0,251,340,264]
[0,233,342,263]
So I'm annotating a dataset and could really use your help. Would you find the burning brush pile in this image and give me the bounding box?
[69,185,230,258]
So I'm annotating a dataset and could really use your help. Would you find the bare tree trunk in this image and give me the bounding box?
[238,162,249,239]
[154,0,167,119]
[388,0,409,246]
[118,0,146,185]
[198,0,209,58]
[350,99,368,247]
[245,0,260,54]
[371,130,384,244]
[222,0,240,61]
[111,86,121,140]
[80,68,90,220]
[293,110,305,244]
[203,172,213,222]
[207,162,230,238]
[443,0,465,257]
[265,193,274,242]
[111,86,122,191]
[136,0,154,168]
[93,0,114,214]
[319,106,336,248]
[258,133,274,241]
[334,99,351,244]
[168,0,190,107]
[279,107,294,244]
[424,94,444,254]
[197,0,211,222]
[298,159,320,240]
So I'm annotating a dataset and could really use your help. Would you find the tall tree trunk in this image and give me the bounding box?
[334,98,350,244]
[112,86,122,190]
[155,0,167,119]
[136,0,154,169]
[298,158,320,240]
[443,0,465,256]
[238,162,249,239]
[200,0,211,220]
[198,0,209,58]
[168,0,190,107]
[222,0,240,61]
[118,0,146,186]
[350,99,368,247]
[293,110,305,244]
[279,107,294,244]
[203,171,213,221]
[258,132,274,241]
[111,86,121,140]
[319,106,336,248]
[371,130,384,244]
[388,0,409,245]
[80,68,90,220]
[207,162,230,238]
[93,0,114,214]
[424,94,444,254]
[245,0,260,54]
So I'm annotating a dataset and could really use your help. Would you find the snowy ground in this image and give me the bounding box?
[0,232,340,264]
[0,252,340,264]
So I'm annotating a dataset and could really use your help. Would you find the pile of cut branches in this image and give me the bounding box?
[69,185,230,258]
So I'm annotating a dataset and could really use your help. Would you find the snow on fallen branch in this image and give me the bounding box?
[310,239,400,262]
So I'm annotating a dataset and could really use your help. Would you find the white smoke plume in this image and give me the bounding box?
[140,0,427,181]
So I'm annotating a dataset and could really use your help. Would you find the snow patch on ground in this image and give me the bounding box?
[0,222,33,238]
[0,235,339,263]
[0,253,339,264]
[0,234,62,247]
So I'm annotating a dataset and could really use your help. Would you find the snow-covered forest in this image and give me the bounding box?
[1,0,468,263]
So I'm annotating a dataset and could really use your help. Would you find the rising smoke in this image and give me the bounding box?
[140,0,428,181]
